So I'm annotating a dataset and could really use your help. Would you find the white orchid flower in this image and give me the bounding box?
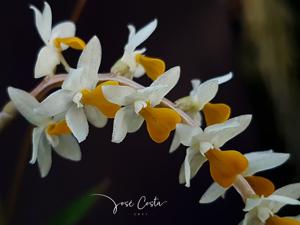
[7,87,81,177]
[35,36,120,143]
[175,72,233,125]
[30,2,85,78]
[200,150,290,204]
[111,19,166,80]
[170,115,252,188]
[103,66,181,143]
[241,183,300,225]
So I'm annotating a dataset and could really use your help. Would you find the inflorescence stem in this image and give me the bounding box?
[0,73,256,201]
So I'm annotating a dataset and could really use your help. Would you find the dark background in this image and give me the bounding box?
[0,0,299,225]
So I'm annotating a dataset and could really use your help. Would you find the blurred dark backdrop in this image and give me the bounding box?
[0,0,299,225]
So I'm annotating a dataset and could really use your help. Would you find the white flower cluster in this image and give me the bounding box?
[6,3,300,224]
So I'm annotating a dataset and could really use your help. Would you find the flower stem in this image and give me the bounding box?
[0,73,256,201]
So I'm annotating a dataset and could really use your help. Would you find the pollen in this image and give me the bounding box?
[245,176,275,197]
[135,54,166,80]
[54,37,86,50]
[47,120,71,136]
[266,216,300,225]
[203,103,231,126]
[139,106,181,143]
[205,149,249,188]
[81,81,120,118]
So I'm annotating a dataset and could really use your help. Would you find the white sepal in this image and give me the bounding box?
[207,72,233,85]
[77,36,101,89]
[125,19,157,53]
[102,85,136,106]
[205,114,252,148]
[84,105,107,128]
[54,135,81,161]
[31,127,44,164]
[66,105,89,143]
[149,66,180,106]
[34,45,60,78]
[36,89,73,116]
[111,106,143,143]
[30,2,52,44]
[179,148,207,186]
[7,87,49,126]
[199,182,228,204]
[37,133,52,178]
[244,150,290,176]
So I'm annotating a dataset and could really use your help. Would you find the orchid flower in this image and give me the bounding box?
[200,150,290,204]
[7,87,81,177]
[175,72,233,125]
[102,67,181,143]
[241,183,300,225]
[111,19,166,80]
[35,36,120,142]
[170,115,252,188]
[30,2,85,78]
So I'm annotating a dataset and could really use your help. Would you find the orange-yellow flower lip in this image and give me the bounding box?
[54,37,86,50]
[205,149,249,188]
[135,54,166,80]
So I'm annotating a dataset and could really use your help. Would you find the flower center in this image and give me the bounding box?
[73,92,84,108]
[46,120,71,136]
[81,81,121,118]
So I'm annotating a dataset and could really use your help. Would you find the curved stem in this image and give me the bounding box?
[0,72,255,201]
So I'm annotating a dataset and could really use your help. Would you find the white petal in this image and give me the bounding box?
[266,195,300,208]
[195,80,218,107]
[190,79,201,94]
[126,113,144,133]
[244,150,290,176]
[7,87,48,126]
[169,132,181,153]
[54,135,81,161]
[31,127,44,164]
[268,183,300,213]
[84,105,107,128]
[30,2,52,43]
[240,210,264,225]
[112,106,143,143]
[37,133,52,177]
[50,21,76,48]
[207,72,233,85]
[179,147,207,186]
[77,36,101,88]
[171,124,202,150]
[36,89,73,116]
[66,105,89,142]
[127,24,136,41]
[206,114,252,148]
[199,182,228,204]
[127,85,167,104]
[34,46,60,78]
[102,85,136,106]
[62,68,84,92]
[149,66,180,106]
[125,19,157,52]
